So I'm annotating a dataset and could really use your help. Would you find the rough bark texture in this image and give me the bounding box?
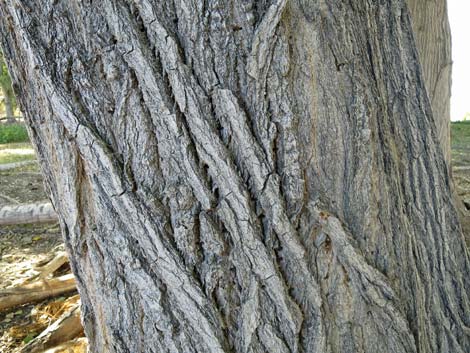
[1,1,469,353]
[408,0,470,250]
[407,0,452,165]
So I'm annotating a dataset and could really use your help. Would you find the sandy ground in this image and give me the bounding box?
[0,159,74,352]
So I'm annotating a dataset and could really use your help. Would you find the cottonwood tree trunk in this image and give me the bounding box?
[1,84,15,121]
[408,0,452,168]
[0,50,15,121]
[407,1,470,243]
[1,1,469,353]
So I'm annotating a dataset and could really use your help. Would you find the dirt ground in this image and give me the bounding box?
[451,122,470,242]
[0,164,48,206]
[0,129,469,352]
[0,224,69,352]
[0,158,78,352]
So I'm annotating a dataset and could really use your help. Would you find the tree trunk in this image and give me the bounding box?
[0,51,16,121]
[1,1,469,353]
[407,0,470,246]
[407,0,452,167]
[1,84,15,121]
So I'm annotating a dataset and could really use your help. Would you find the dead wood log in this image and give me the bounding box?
[0,274,76,311]
[36,252,69,280]
[0,160,37,171]
[0,202,58,225]
[21,303,83,353]
[40,337,88,353]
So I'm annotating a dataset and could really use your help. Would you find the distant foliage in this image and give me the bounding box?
[0,123,29,144]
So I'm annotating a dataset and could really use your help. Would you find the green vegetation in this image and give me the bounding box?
[450,121,470,168]
[0,149,35,164]
[0,152,35,165]
[0,123,29,144]
[451,121,470,150]
[0,141,35,165]
[0,142,32,150]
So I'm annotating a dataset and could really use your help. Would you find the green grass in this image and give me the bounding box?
[451,121,470,150]
[0,142,36,165]
[0,123,29,144]
[0,142,32,150]
[0,152,35,164]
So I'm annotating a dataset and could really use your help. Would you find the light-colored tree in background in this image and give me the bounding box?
[0,49,16,121]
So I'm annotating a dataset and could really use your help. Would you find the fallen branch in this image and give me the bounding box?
[40,337,87,353]
[37,252,69,279]
[0,160,37,172]
[0,115,22,121]
[0,202,58,225]
[21,303,83,353]
[0,274,76,312]
[28,252,69,282]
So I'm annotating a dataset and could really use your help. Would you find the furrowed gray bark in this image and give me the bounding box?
[407,0,470,248]
[408,0,452,166]
[1,1,469,353]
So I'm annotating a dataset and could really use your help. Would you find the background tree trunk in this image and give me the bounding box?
[0,49,16,121]
[407,0,452,166]
[1,1,469,353]
[407,0,470,244]
[1,84,15,121]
